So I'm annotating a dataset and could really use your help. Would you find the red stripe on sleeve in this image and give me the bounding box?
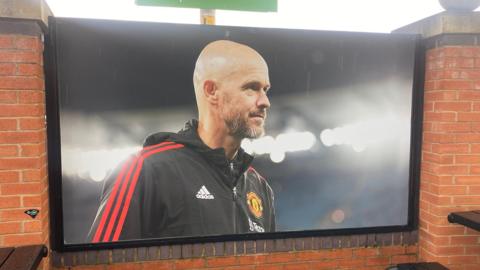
[92,156,133,243]
[92,141,174,243]
[112,143,184,241]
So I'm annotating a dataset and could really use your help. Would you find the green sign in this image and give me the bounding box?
[135,0,277,12]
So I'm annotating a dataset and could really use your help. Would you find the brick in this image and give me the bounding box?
[0,51,41,64]
[310,260,338,269]
[0,90,17,103]
[0,196,20,208]
[450,235,480,245]
[424,112,456,121]
[391,254,417,264]
[428,225,465,236]
[456,176,480,184]
[425,70,445,80]
[423,142,432,151]
[296,251,326,261]
[424,102,434,112]
[207,257,237,267]
[444,58,475,69]
[424,81,439,91]
[439,80,474,90]
[2,233,42,246]
[471,166,480,174]
[425,91,457,101]
[109,263,142,270]
[22,195,42,208]
[0,157,41,169]
[443,70,461,79]
[0,36,15,48]
[338,258,365,267]
[472,122,480,132]
[0,145,18,156]
[142,261,173,270]
[432,123,471,133]
[22,168,46,182]
[15,36,40,51]
[423,153,454,165]
[174,258,205,270]
[0,222,21,234]
[237,254,267,265]
[468,186,480,194]
[257,265,284,270]
[17,64,42,76]
[453,196,480,205]
[0,119,16,130]
[0,171,19,183]
[458,90,480,100]
[455,155,480,164]
[448,255,478,265]
[456,134,480,143]
[353,248,378,257]
[224,266,255,270]
[435,102,471,112]
[466,246,480,254]
[24,220,42,233]
[0,104,43,116]
[458,112,480,122]
[435,185,468,195]
[19,118,45,130]
[422,162,439,174]
[437,165,469,175]
[283,263,310,270]
[1,183,43,195]
[0,77,43,90]
[20,143,45,157]
[0,131,44,143]
[471,144,480,153]
[366,257,390,266]
[18,91,44,104]
[267,252,297,263]
[431,144,469,154]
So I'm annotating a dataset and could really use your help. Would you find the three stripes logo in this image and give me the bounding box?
[196,185,214,199]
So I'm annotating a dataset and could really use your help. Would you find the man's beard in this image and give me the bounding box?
[224,112,265,139]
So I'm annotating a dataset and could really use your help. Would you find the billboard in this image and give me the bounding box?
[45,17,423,250]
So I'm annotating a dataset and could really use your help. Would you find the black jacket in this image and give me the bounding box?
[89,120,275,242]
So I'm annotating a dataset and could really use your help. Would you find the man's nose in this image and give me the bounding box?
[257,91,270,109]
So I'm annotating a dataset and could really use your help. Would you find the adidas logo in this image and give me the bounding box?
[196,185,214,199]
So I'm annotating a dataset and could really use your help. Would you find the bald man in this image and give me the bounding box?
[88,40,275,242]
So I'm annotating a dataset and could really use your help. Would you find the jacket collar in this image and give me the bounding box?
[144,119,254,178]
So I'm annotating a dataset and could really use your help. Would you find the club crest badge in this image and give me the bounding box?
[246,192,263,218]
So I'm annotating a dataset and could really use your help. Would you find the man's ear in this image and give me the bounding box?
[203,80,218,104]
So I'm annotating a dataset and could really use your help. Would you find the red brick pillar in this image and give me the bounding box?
[0,3,51,268]
[396,11,480,270]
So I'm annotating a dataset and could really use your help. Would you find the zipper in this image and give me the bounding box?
[232,186,237,233]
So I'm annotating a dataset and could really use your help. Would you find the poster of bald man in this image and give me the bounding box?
[46,17,423,248]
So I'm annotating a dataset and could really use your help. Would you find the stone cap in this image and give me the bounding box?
[392,11,480,38]
[0,0,53,28]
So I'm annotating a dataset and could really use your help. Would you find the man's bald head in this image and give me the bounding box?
[193,40,268,112]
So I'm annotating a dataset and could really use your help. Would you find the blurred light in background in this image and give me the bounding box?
[62,146,141,182]
[242,131,317,162]
[320,116,407,152]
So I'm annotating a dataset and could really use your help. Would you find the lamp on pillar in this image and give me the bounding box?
[439,0,480,11]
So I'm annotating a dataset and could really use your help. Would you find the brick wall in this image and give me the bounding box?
[51,234,418,269]
[4,16,480,270]
[51,247,417,270]
[420,40,480,270]
[0,26,49,268]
